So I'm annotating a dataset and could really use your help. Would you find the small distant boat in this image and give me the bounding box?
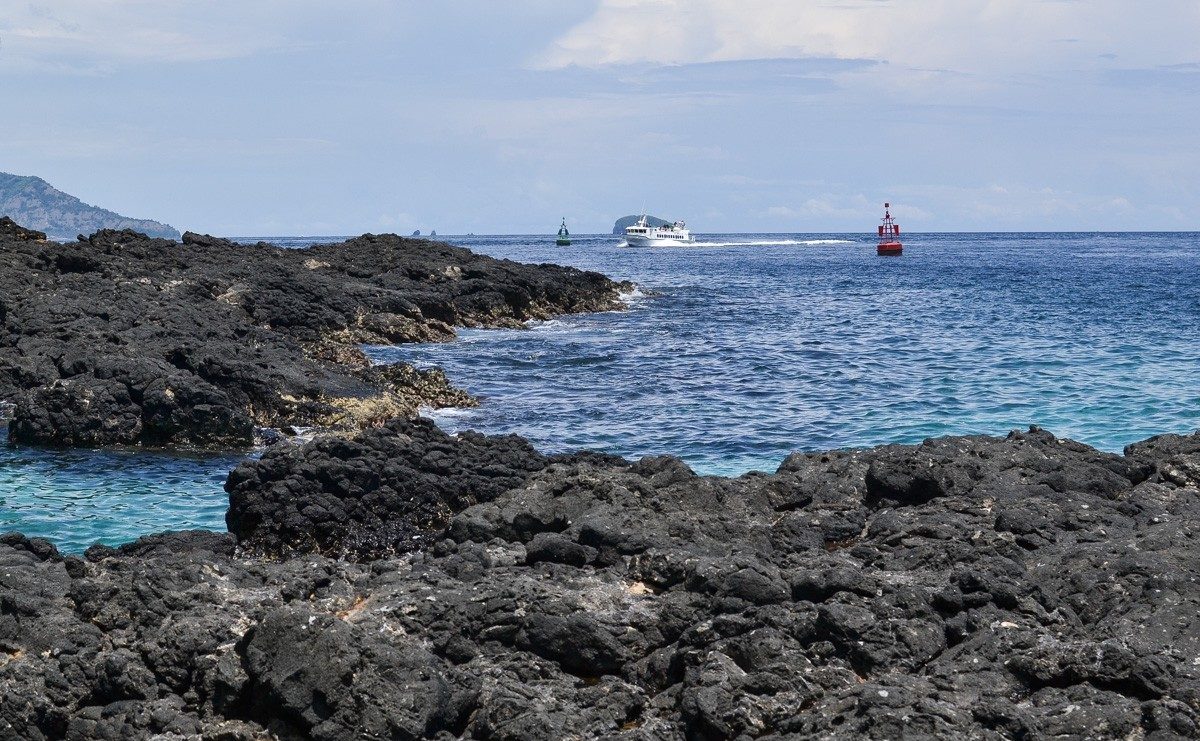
[877,203,902,256]
[624,214,694,247]
[556,218,571,246]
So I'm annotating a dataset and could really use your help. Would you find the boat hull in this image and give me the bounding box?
[625,236,695,248]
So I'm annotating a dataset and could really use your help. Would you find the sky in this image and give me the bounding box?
[1,0,1198,235]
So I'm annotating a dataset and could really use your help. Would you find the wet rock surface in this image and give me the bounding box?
[0,226,628,448]
[2,425,1197,739]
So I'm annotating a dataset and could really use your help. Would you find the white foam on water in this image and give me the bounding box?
[422,406,477,420]
[525,318,572,331]
[289,426,321,443]
[620,285,652,308]
[689,239,856,247]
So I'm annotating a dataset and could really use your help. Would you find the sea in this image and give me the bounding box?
[3,231,1199,552]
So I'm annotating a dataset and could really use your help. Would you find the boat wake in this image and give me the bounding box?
[689,239,855,247]
[619,238,854,248]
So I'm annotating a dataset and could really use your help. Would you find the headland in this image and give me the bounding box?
[0,220,628,449]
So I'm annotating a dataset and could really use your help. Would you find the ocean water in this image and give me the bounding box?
[3,231,1199,551]
[368,231,1200,475]
[0,427,240,553]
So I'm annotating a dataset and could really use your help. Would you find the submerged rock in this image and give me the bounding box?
[0,224,628,448]
[2,425,1196,738]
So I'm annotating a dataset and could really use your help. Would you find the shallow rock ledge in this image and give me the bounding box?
[2,424,1197,739]
[0,225,629,449]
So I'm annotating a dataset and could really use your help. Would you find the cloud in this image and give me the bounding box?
[533,0,1200,78]
[0,2,1195,233]
[0,1,323,72]
[764,197,930,223]
[903,183,1160,227]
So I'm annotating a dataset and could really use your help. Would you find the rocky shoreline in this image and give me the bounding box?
[1,221,1197,739]
[0,219,628,449]
[1,419,1197,739]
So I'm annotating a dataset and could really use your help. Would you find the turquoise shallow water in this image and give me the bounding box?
[3,231,1199,551]
[0,427,240,553]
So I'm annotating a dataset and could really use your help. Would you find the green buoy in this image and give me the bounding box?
[556,218,571,246]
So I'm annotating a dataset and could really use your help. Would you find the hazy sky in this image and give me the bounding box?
[2,1,1198,234]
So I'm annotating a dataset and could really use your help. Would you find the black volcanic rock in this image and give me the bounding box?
[4,426,1191,738]
[225,417,557,559]
[0,216,46,242]
[226,416,629,559]
[0,224,629,448]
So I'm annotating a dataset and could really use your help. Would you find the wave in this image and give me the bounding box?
[527,319,571,331]
[620,285,652,305]
[422,406,477,420]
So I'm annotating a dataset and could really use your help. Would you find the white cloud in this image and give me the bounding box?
[533,0,1200,76]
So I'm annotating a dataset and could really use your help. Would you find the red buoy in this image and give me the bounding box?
[876,203,902,256]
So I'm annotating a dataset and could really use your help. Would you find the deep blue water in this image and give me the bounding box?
[3,231,1198,551]
[369,232,1200,475]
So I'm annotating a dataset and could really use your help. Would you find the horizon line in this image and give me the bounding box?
[216,229,1200,239]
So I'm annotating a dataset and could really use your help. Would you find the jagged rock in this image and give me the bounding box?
[0,216,46,242]
[225,417,558,559]
[0,222,629,448]
[1,427,1197,739]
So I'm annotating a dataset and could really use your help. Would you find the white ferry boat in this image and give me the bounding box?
[624,215,694,247]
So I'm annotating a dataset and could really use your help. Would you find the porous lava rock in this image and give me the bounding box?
[0,224,628,448]
[226,417,587,559]
[3,425,1196,739]
[0,216,46,242]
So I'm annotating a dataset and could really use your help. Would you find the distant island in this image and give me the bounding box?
[0,172,180,240]
[612,214,670,234]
